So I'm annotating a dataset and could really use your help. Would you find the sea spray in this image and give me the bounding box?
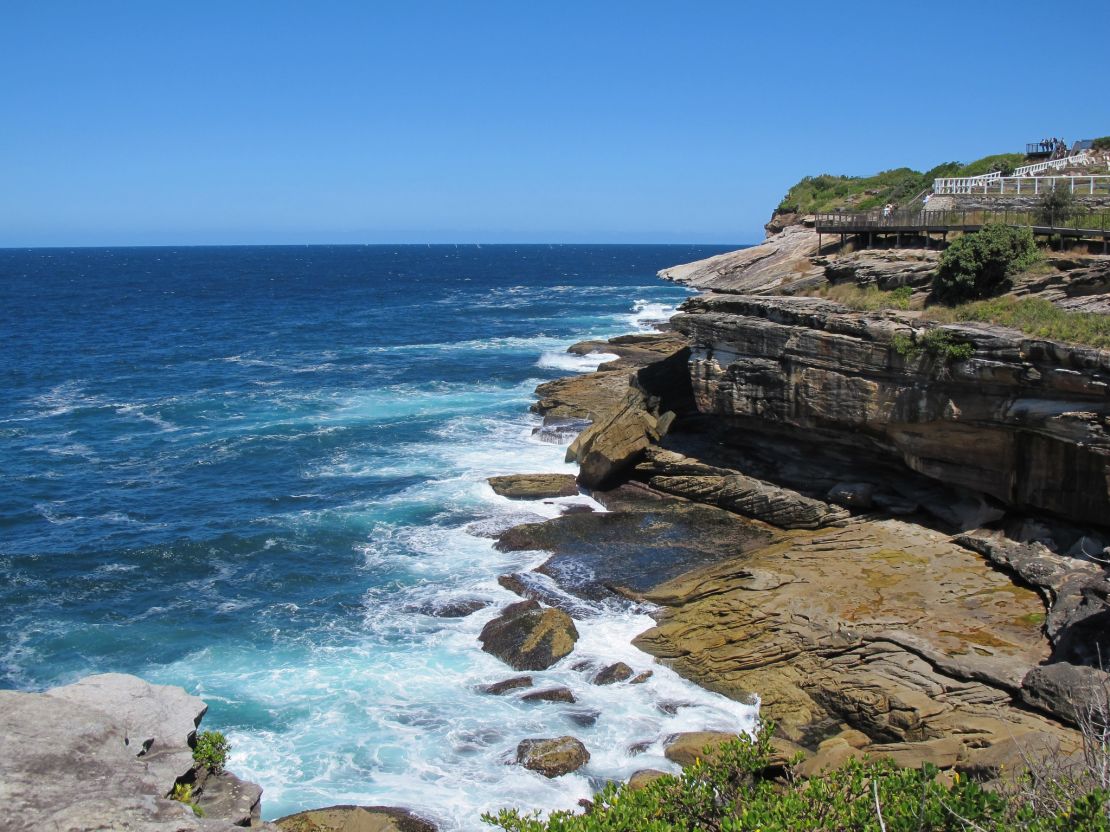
[0,244,748,829]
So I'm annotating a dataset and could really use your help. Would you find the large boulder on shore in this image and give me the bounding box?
[516,736,591,778]
[276,805,438,832]
[45,672,207,789]
[478,600,579,670]
[488,473,579,500]
[0,674,264,832]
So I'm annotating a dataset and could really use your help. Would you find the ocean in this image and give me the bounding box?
[0,244,757,828]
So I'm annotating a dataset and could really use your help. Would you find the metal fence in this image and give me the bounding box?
[934,175,1110,196]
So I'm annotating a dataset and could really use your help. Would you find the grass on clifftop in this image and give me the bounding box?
[812,281,1110,350]
[926,296,1110,349]
[776,154,1027,215]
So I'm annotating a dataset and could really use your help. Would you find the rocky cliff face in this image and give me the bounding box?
[668,292,1110,529]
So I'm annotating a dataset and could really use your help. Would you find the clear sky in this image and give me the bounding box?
[1,0,1106,246]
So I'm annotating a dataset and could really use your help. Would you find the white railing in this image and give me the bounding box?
[1012,153,1088,177]
[934,175,1110,196]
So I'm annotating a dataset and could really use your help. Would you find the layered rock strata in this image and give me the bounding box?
[670,292,1110,528]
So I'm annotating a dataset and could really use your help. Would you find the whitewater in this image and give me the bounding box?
[0,244,756,829]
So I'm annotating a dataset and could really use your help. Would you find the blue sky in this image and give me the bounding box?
[1,0,1106,246]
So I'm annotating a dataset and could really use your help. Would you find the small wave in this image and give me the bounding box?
[535,351,618,373]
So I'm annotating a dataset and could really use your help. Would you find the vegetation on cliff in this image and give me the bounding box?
[933,225,1040,303]
[926,296,1110,349]
[484,725,1109,832]
[775,154,1026,215]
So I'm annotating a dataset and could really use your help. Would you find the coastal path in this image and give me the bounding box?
[813,207,1110,253]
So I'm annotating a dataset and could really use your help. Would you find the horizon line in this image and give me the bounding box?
[0,240,753,251]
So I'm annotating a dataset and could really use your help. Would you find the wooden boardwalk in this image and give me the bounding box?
[813,209,1110,253]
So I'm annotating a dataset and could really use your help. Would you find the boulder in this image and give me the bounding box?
[275,805,437,832]
[663,732,740,767]
[488,474,578,500]
[593,662,634,685]
[516,736,590,778]
[568,388,666,489]
[1022,662,1110,727]
[478,600,579,670]
[630,670,654,684]
[627,769,669,790]
[521,687,577,704]
[480,676,533,695]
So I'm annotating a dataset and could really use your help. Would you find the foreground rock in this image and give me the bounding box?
[276,805,437,832]
[0,673,268,832]
[478,600,579,670]
[488,473,578,500]
[635,517,1080,771]
[516,736,590,778]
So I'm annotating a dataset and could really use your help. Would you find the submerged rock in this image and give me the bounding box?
[593,662,634,685]
[416,598,490,618]
[480,676,534,695]
[276,805,437,832]
[521,686,577,704]
[478,600,579,670]
[488,473,578,500]
[516,736,590,778]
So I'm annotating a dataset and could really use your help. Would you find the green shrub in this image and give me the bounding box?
[1037,185,1079,225]
[483,722,1108,832]
[1092,137,1110,152]
[193,730,230,774]
[171,783,204,817]
[933,225,1040,303]
[891,328,974,362]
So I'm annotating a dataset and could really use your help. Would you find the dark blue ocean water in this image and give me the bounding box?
[0,245,756,826]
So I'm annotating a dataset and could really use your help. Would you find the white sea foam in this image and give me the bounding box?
[147,294,753,830]
[535,350,619,373]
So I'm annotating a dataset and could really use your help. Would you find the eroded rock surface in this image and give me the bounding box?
[0,674,267,832]
[635,518,1080,769]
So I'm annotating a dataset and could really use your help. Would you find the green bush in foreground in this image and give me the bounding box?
[484,725,1108,831]
[193,730,230,774]
[934,225,1040,304]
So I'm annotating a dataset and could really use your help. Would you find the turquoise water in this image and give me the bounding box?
[0,244,757,827]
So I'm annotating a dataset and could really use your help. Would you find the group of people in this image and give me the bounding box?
[1040,136,1069,158]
